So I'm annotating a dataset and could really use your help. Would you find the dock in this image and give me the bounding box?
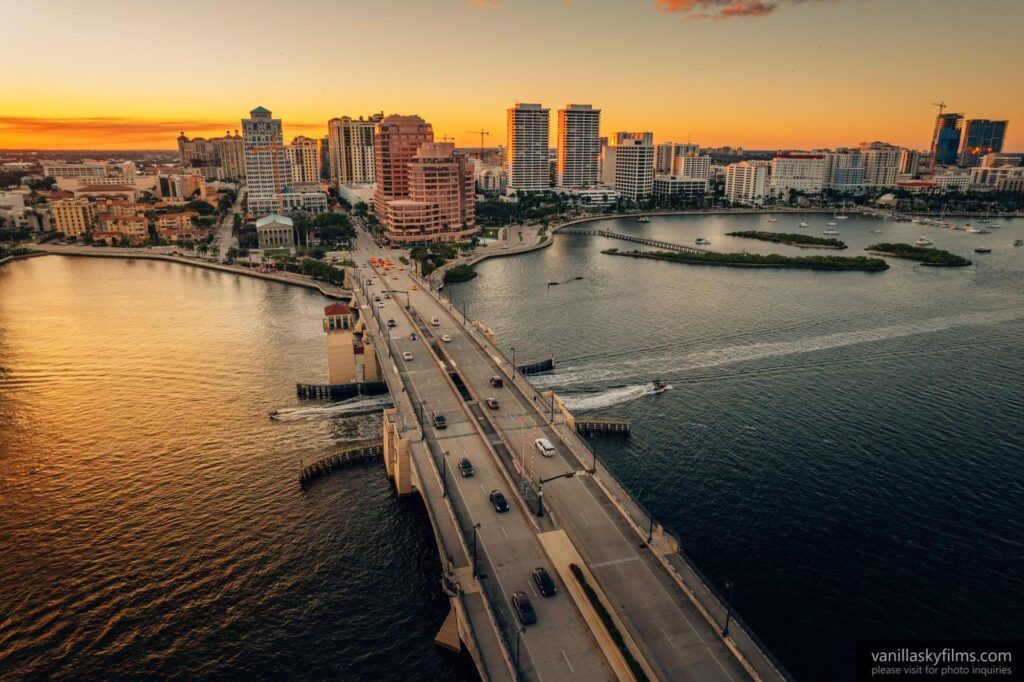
[575,417,632,435]
[556,227,707,254]
[296,380,388,401]
[299,440,384,484]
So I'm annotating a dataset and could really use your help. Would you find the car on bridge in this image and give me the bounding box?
[387,319,396,328]
[485,397,499,410]
[490,376,503,388]
[432,412,447,429]
[489,490,510,513]
[512,591,537,625]
[409,332,417,340]
[441,334,452,343]
[458,457,474,477]
[532,568,557,597]
[402,351,413,361]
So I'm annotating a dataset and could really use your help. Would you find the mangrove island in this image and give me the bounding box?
[866,243,972,267]
[603,249,889,271]
[726,231,847,249]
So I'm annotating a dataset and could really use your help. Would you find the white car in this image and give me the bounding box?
[377,301,385,308]
[402,351,413,361]
[441,334,452,342]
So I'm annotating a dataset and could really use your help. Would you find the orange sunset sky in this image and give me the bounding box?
[2,0,1022,152]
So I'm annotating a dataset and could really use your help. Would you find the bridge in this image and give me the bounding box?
[556,227,708,254]
[347,229,789,682]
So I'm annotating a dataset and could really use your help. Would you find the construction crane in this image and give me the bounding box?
[467,129,490,157]
[440,134,455,143]
[932,101,947,116]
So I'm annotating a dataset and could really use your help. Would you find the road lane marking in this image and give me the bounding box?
[589,555,641,568]
[661,627,678,648]
[501,525,509,540]
[561,650,574,673]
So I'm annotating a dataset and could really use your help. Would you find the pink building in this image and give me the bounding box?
[374,115,433,224]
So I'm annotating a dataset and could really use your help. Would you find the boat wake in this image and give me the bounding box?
[532,308,1024,389]
[270,395,393,421]
[562,382,672,411]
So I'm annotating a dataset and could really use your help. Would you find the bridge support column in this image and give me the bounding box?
[382,407,413,496]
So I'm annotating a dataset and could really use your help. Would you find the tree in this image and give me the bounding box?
[226,246,239,262]
[353,201,369,217]
[184,199,216,216]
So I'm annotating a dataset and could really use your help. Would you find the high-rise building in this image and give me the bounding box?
[381,142,476,244]
[319,136,330,180]
[674,153,712,181]
[655,143,700,174]
[724,161,770,205]
[899,149,924,177]
[770,153,826,197]
[212,131,245,181]
[930,113,964,167]
[860,142,901,188]
[556,104,601,188]
[613,132,654,200]
[958,119,1008,167]
[287,135,321,184]
[823,150,865,191]
[328,114,382,185]
[373,114,433,224]
[50,198,95,237]
[242,106,291,216]
[506,103,550,192]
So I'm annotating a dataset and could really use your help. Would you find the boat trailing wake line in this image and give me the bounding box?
[562,382,672,411]
[533,307,1024,389]
[270,395,393,421]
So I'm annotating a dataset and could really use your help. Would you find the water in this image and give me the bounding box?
[447,213,1024,681]
[0,257,476,680]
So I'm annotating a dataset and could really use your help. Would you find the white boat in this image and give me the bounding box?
[827,221,838,226]
[835,202,849,220]
[767,216,779,223]
[870,229,883,234]
[637,216,651,223]
[974,246,991,254]
[695,237,710,245]
[798,222,810,228]
[915,236,933,246]
[823,229,839,235]
[964,226,981,234]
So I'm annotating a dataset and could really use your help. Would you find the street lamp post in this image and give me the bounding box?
[515,628,524,682]
[647,505,655,543]
[536,483,544,518]
[442,451,449,497]
[471,523,482,577]
[722,579,735,637]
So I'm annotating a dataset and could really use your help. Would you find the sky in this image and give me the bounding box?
[1,0,1022,152]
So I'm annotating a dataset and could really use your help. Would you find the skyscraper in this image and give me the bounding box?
[958,119,1008,167]
[213,131,245,181]
[655,143,700,175]
[287,135,321,184]
[930,113,964,168]
[859,141,901,187]
[328,114,382,185]
[373,114,434,224]
[242,106,291,216]
[556,104,600,188]
[506,103,550,192]
[613,132,654,200]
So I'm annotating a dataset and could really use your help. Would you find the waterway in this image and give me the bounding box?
[446,213,1024,681]
[0,256,476,680]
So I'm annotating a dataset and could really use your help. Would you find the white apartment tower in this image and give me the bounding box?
[860,142,901,188]
[328,114,382,185]
[770,153,826,197]
[724,161,770,205]
[242,106,291,216]
[655,143,700,174]
[287,136,321,184]
[613,132,655,200]
[674,153,712,181]
[506,103,550,192]
[557,104,601,188]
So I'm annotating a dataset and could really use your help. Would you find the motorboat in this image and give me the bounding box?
[974,247,992,253]
[695,237,710,245]
[1014,239,1023,247]
[915,237,933,246]
[870,229,883,234]
[823,228,839,235]
[637,216,651,223]
[827,221,838,226]
[798,222,810,228]
[964,226,981,233]
[652,380,671,393]
[767,216,779,222]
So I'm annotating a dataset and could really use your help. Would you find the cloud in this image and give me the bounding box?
[655,0,821,20]
[468,0,501,7]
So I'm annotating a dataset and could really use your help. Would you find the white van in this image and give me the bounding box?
[430,316,440,327]
[534,438,556,457]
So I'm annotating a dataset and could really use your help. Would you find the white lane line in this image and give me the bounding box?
[590,555,642,568]
[479,483,487,496]
[561,650,574,673]
[501,525,509,540]
[661,627,678,649]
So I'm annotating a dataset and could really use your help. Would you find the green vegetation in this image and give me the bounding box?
[569,564,650,682]
[866,242,971,266]
[606,249,889,271]
[443,264,477,283]
[727,230,847,249]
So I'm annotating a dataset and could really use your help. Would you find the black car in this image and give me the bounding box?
[387,319,396,328]
[532,567,557,597]
[409,332,417,340]
[512,591,537,625]
[490,376,504,388]
[432,412,447,429]
[489,490,509,513]
[458,457,474,477]
[485,397,499,410]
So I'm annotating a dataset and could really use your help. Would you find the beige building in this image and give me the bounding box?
[255,213,295,249]
[506,103,550,192]
[156,212,199,230]
[50,198,95,237]
[324,302,379,384]
[557,104,601,188]
[96,215,148,244]
[287,135,321,184]
[328,114,382,185]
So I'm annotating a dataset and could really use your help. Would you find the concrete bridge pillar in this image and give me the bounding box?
[382,407,413,496]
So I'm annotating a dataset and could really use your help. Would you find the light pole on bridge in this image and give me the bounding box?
[471,522,482,577]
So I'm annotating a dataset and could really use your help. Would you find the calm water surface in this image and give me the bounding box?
[0,257,476,680]
[447,213,1024,681]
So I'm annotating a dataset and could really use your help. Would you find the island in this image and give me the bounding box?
[603,249,889,271]
[443,263,478,283]
[726,230,847,249]
[865,243,972,267]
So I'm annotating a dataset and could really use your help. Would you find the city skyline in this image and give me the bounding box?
[3,0,1023,152]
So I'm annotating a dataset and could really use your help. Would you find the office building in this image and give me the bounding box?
[899,149,924,177]
[674,153,712,181]
[860,142,901,188]
[823,150,865,191]
[287,136,321,184]
[959,119,1008,167]
[556,104,601,188]
[655,143,700,174]
[770,153,826,197]
[328,114,382,185]
[653,175,708,200]
[374,114,434,224]
[612,132,654,200]
[242,106,291,216]
[319,136,330,180]
[50,198,96,237]
[506,103,550,191]
[724,161,770,205]
[212,131,245,180]
[930,113,964,167]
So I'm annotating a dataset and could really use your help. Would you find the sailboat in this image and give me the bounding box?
[836,202,849,220]
[767,214,779,223]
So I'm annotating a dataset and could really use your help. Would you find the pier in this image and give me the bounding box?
[299,440,384,484]
[556,227,708,254]
[575,417,632,435]
[296,380,388,401]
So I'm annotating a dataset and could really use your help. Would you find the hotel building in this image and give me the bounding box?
[242,106,291,216]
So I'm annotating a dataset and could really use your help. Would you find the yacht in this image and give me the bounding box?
[823,228,839,235]
[870,229,883,234]
[915,236,933,246]
[974,246,992,254]
[964,225,981,234]
[835,202,849,219]
[637,216,651,223]
[695,237,711,245]
[827,221,838,226]
[767,215,779,223]
[798,222,810,228]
